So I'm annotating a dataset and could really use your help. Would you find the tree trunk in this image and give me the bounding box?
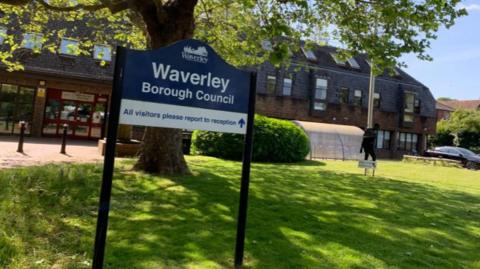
[133,0,198,174]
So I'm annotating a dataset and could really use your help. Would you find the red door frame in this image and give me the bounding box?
[42,89,108,140]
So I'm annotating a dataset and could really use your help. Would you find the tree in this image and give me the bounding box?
[434,109,480,152]
[437,97,456,101]
[0,0,467,174]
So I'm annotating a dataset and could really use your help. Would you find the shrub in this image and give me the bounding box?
[191,115,310,162]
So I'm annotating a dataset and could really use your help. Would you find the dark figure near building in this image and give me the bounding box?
[360,124,380,161]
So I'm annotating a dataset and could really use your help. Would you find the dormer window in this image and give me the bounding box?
[93,44,112,61]
[330,53,346,66]
[302,47,317,61]
[347,57,361,69]
[59,38,80,56]
[22,33,43,50]
[0,27,6,44]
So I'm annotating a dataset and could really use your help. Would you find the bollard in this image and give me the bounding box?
[17,121,26,153]
[60,124,68,154]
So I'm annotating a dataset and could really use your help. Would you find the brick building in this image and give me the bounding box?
[253,45,437,159]
[0,27,436,158]
[0,30,113,139]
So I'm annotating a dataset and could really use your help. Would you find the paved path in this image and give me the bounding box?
[0,136,103,169]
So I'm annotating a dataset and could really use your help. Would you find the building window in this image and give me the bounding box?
[376,130,391,149]
[414,98,421,114]
[313,78,327,111]
[0,27,7,44]
[266,75,276,94]
[59,38,80,56]
[347,57,361,69]
[374,92,380,108]
[404,91,415,113]
[330,52,346,66]
[338,87,349,104]
[315,78,327,100]
[404,114,414,123]
[282,77,292,96]
[314,102,326,111]
[302,47,317,61]
[22,33,43,50]
[398,132,419,151]
[93,44,112,61]
[0,84,35,135]
[353,90,363,106]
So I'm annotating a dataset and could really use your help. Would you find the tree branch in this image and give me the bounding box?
[33,0,129,13]
[0,0,31,5]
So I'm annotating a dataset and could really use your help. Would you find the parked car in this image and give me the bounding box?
[424,146,480,170]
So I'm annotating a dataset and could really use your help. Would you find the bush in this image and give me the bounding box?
[191,115,310,162]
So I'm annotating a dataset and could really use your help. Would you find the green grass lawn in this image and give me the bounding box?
[1,156,479,269]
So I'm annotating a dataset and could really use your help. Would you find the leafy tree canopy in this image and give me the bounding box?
[0,0,467,75]
[438,109,480,134]
[0,0,469,173]
[437,97,456,101]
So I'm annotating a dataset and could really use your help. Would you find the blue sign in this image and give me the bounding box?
[117,39,251,134]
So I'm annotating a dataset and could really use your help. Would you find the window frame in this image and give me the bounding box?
[376,130,391,150]
[59,38,80,56]
[301,47,317,61]
[314,102,326,111]
[282,77,292,96]
[330,52,346,66]
[0,27,7,44]
[404,91,415,113]
[22,32,44,50]
[313,78,328,111]
[397,132,419,151]
[266,75,277,95]
[373,92,381,108]
[93,44,112,62]
[353,90,363,106]
[314,78,327,100]
[414,98,421,114]
[347,57,361,69]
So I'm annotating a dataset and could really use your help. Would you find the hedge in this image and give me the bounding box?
[191,115,310,162]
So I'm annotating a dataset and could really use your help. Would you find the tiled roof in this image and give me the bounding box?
[436,101,455,111]
[296,44,427,88]
[439,100,480,110]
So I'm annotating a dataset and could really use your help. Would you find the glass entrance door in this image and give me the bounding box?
[0,84,35,135]
[74,102,93,137]
[43,89,108,139]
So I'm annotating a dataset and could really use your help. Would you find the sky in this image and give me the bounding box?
[400,0,480,100]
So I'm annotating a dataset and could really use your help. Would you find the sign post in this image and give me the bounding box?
[91,40,255,269]
[234,72,256,268]
[92,46,126,269]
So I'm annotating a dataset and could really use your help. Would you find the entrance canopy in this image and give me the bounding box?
[294,121,364,160]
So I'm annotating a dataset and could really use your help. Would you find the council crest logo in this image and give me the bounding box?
[182,46,208,64]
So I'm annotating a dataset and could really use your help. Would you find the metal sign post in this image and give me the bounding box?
[91,40,255,269]
[92,46,126,269]
[234,72,256,268]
